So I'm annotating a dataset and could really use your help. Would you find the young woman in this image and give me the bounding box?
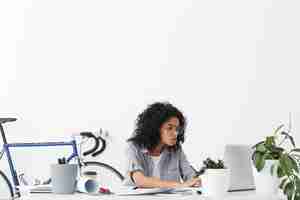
[123,102,201,188]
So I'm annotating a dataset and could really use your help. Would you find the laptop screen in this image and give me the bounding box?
[224,145,255,192]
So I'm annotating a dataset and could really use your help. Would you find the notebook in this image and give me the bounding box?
[29,184,52,193]
[116,187,202,196]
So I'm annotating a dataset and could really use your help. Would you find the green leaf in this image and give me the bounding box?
[274,124,284,135]
[266,153,277,160]
[287,193,293,200]
[293,154,300,158]
[289,136,296,148]
[291,148,300,153]
[269,146,284,159]
[281,132,296,148]
[271,146,284,153]
[291,154,300,161]
[277,166,284,178]
[280,154,293,176]
[254,152,266,172]
[283,182,293,195]
[279,178,289,190]
[256,144,267,153]
[280,131,289,137]
[294,192,300,200]
[296,177,300,193]
[266,136,275,148]
[288,155,299,173]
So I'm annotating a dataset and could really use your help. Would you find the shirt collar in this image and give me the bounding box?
[141,148,149,154]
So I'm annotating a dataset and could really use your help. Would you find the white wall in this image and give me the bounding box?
[1,0,300,179]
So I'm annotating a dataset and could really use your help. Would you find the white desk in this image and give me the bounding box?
[20,191,286,200]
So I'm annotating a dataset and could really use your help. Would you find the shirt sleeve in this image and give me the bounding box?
[123,143,145,186]
[179,147,196,181]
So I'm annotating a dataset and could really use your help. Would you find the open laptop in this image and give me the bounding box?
[224,144,255,192]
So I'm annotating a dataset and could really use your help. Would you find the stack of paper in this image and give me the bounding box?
[116,187,173,195]
[29,184,52,193]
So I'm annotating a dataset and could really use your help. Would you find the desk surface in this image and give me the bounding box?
[20,191,285,200]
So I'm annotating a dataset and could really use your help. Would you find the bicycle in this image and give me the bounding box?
[0,118,124,199]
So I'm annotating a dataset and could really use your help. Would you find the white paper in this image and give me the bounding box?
[17,184,52,193]
[116,187,203,196]
[116,187,174,196]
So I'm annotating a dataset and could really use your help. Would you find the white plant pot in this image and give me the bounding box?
[253,160,280,196]
[202,169,229,197]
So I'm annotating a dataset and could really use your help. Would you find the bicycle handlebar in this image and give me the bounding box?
[80,131,107,157]
[92,136,106,157]
[80,132,99,156]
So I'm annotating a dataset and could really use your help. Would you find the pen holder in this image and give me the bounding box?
[50,164,78,194]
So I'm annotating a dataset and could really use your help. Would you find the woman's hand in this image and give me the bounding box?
[181,177,202,188]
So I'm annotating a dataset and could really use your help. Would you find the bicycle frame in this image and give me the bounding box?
[0,123,80,197]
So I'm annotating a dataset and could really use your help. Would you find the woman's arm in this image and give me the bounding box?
[132,171,180,188]
[179,148,197,181]
[132,171,200,188]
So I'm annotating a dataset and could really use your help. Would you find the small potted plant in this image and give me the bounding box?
[252,124,300,199]
[199,158,229,197]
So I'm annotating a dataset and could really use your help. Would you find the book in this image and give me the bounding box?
[29,184,52,193]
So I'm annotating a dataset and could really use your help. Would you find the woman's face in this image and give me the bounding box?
[159,117,180,147]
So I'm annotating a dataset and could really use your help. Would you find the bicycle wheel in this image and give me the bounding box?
[81,162,124,192]
[0,170,13,200]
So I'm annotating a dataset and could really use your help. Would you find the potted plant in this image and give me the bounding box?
[252,124,300,200]
[199,158,229,197]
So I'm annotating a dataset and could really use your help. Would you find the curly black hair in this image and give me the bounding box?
[127,102,187,151]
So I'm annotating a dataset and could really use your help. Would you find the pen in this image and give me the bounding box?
[197,190,202,195]
[58,157,66,164]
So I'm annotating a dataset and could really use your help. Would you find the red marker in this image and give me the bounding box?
[99,187,111,194]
